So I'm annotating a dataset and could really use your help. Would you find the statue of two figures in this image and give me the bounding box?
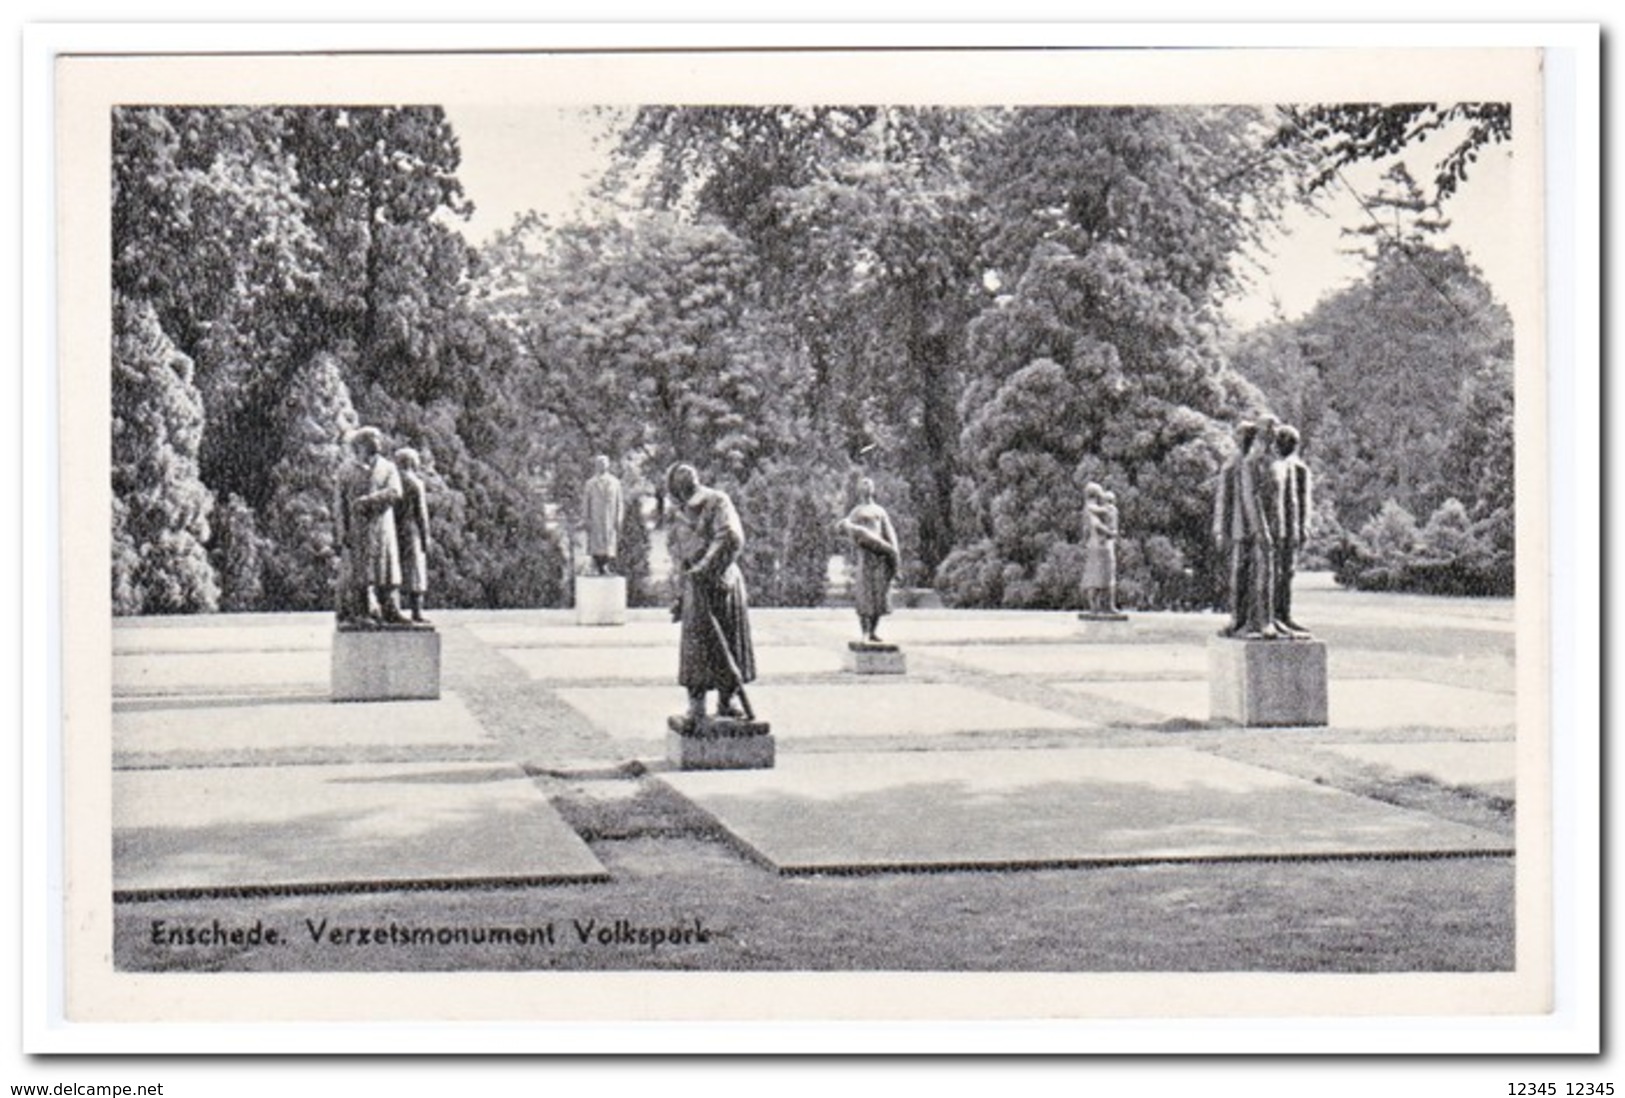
[1080,481,1125,619]
[334,426,433,630]
[1213,415,1313,640]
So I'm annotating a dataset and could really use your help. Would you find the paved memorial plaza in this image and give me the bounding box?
[110,577,1518,973]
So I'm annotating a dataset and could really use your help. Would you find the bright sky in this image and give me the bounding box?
[442,103,1519,331]
[444,104,616,241]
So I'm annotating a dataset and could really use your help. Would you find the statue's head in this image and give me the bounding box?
[1084,481,1104,502]
[348,426,384,459]
[395,447,420,472]
[665,462,699,502]
[1275,424,1300,457]
[1235,420,1257,452]
[1253,415,1280,449]
[594,454,610,475]
[857,477,876,502]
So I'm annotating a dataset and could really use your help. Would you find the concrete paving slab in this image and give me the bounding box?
[555,683,1090,744]
[503,645,843,682]
[660,748,1511,873]
[114,761,606,895]
[114,650,329,696]
[465,621,679,649]
[1056,680,1210,721]
[114,692,491,762]
[113,623,329,654]
[1321,742,1517,798]
[1293,589,1514,635]
[931,643,1206,678]
[1331,679,1516,729]
[806,615,1082,644]
[1058,678,1516,730]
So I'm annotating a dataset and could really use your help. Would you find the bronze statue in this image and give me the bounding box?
[837,478,901,644]
[393,447,432,625]
[1081,482,1122,615]
[582,454,625,576]
[1213,422,1254,636]
[334,426,406,627]
[1273,423,1313,637]
[666,463,757,722]
[1213,419,1285,638]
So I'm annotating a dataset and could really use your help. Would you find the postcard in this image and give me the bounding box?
[34,27,1588,1054]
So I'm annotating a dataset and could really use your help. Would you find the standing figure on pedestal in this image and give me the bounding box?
[837,478,901,644]
[1081,482,1123,616]
[1215,418,1287,639]
[1232,414,1289,638]
[334,426,406,627]
[666,463,757,723]
[582,454,625,576]
[1273,423,1313,637]
[393,447,432,625]
[1213,422,1255,636]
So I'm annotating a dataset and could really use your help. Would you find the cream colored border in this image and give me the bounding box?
[51,36,1557,1046]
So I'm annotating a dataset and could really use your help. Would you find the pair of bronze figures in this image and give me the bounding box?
[1213,415,1313,640]
[333,426,432,629]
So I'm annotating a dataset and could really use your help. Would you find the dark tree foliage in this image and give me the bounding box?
[941,107,1285,609]
[110,294,220,614]
[212,493,267,612]
[1231,166,1515,597]
[257,351,356,612]
[613,107,986,576]
[110,106,569,612]
[1273,102,1512,201]
[477,209,831,606]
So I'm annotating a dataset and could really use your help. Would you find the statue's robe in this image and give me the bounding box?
[671,485,756,691]
[1081,502,1117,590]
[842,502,900,621]
[395,470,430,594]
[1275,454,1312,628]
[334,454,402,620]
[583,473,625,560]
[1213,453,1252,633]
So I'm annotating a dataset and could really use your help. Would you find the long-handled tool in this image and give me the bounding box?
[695,575,754,721]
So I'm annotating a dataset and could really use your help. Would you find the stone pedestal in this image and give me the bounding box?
[1208,636,1328,727]
[575,575,627,626]
[666,715,775,770]
[844,641,906,675]
[1076,611,1130,642]
[331,627,441,702]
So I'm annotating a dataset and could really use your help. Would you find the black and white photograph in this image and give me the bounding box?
[28,24,1599,1066]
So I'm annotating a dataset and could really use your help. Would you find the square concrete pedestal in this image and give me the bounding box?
[844,642,906,675]
[576,575,628,626]
[666,715,775,770]
[1208,636,1328,727]
[331,627,441,702]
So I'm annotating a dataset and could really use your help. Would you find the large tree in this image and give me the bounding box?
[111,106,571,612]
[612,107,988,578]
[1230,163,1515,595]
[110,294,220,614]
[941,107,1288,609]
[257,351,357,612]
[1235,165,1514,527]
[477,209,831,603]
